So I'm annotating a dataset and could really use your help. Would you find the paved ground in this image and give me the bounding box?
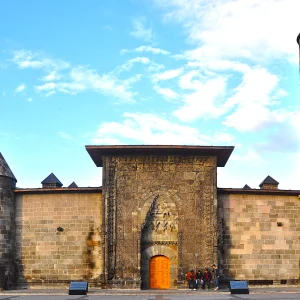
[0,286,299,300]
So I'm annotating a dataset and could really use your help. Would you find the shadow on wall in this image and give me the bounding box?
[217,193,233,285]
[0,174,23,290]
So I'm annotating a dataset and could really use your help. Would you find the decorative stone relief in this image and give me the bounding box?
[141,195,178,245]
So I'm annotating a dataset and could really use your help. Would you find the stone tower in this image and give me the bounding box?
[0,153,17,289]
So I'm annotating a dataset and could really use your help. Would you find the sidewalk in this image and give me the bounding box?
[1,285,300,296]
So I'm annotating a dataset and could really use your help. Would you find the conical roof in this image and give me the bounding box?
[68,181,78,188]
[243,184,251,189]
[259,175,279,187]
[0,152,17,181]
[41,173,63,187]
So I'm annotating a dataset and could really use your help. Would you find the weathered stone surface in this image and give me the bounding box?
[218,193,300,281]
[102,154,218,289]
[15,192,102,285]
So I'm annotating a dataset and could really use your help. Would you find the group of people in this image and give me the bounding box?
[185,264,219,291]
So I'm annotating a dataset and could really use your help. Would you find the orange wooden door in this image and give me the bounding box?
[149,255,170,289]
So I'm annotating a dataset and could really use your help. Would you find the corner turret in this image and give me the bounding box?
[0,153,18,289]
[0,153,17,184]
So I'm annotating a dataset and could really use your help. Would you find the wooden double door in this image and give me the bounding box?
[149,255,170,289]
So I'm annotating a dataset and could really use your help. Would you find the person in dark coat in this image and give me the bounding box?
[202,268,212,290]
[212,264,220,290]
[195,270,203,289]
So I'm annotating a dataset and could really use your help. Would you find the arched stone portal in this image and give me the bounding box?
[141,245,177,289]
[139,193,179,289]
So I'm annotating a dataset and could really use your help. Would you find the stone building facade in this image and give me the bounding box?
[0,145,299,289]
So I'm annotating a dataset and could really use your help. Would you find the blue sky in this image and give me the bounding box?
[1,0,299,189]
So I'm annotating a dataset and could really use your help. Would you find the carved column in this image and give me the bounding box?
[102,156,117,281]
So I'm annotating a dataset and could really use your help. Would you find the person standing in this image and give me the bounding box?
[202,268,212,290]
[186,270,196,290]
[195,270,203,290]
[212,264,220,290]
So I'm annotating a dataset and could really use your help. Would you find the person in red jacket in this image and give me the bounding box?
[186,270,196,290]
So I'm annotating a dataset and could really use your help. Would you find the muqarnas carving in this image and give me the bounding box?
[141,195,178,245]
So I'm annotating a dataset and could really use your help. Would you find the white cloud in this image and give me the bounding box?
[93,112,234,145]
[13,50,142,102]
[69,66,138,102]
[13,50,70,70]
[174,76,227,121]
[230,150,265,163]
[120,45,170,56]
[178,70,204,90]
[146,61,165,73]
[35,81,85,95]
[58,132,75,140]
[253,111,300,153]
[225,68,279,108]
[153,85,179,100]
[223,105,274,132]
[187,59,251,74]
[135,45,170,55]
[156,0,300,63]
[27,97,33,102]
[15,83,26,93]
[222,67,282,131]
[120,49,128,55]
[128,57,150,64]
[152,68,183,82]
[113,57,151,74]
[130,17,154,42]
[43,70,62,81]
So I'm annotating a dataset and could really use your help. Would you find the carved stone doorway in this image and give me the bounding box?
[149,255,170,289]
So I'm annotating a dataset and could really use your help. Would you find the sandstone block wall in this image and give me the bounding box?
[218,192,300,282]
[102,155,218,288]
[15,191,102,285]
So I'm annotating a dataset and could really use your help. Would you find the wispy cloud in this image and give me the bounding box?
[102,25,112,31]
[130,17,154,42]
[15,83,26,93]
[121,45,170,55]
[153,85,179,100]
[92,112,235,145]
[152,68,184,82]
[42,70,62,81]
[58,132,75,140]
[12,50,142,102]
[13,50,70,70]
[135,45,170,55]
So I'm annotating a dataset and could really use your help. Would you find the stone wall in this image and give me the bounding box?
[15,190,102,286]
[102,154,218,289]
[218,192,300,283]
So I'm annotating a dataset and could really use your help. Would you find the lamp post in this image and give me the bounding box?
[297,33,300,83]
